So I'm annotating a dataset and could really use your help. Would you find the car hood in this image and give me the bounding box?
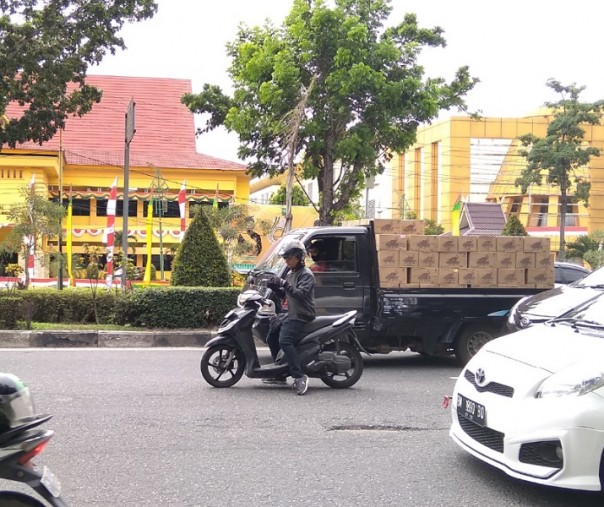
[517,285,603,319]
[482,324,604,371]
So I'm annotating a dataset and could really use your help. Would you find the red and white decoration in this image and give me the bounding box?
[104,177,118,289]
[178,180,186,241]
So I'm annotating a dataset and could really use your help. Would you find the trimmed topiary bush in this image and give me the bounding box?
[171,206,231,287]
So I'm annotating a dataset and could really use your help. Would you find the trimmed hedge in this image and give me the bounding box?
[0,287,240,329]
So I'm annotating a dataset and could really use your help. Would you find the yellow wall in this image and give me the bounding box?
[393,113,604,253]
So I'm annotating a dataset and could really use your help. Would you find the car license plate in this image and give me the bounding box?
[457,393,486,427]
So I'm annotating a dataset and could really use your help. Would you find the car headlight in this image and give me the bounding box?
[536,362,604,398]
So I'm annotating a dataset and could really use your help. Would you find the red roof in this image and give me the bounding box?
[5,74,246,171]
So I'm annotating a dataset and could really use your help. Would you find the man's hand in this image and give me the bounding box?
[267,275,285,290]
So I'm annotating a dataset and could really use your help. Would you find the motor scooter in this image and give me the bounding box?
[200,289,367,389]
[0,414,69,506]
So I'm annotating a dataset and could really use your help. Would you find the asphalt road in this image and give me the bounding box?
[1,349,602,506]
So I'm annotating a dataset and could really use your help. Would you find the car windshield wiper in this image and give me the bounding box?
[582,284,604,289]
[546,317,578,328]
[547,317,604,329]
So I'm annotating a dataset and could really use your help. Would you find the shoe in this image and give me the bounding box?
[261,377,288,385]
[293,375,309,395]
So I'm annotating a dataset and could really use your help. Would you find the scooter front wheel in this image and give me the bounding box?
[0,491,46,507]
[320,341,363,389]
[200,344,245,387]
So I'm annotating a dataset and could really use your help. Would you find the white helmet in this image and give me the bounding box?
[278,239,306,260]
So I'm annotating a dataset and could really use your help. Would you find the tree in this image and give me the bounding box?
[502,215,527,236]
[171,207,231,287]
[0,0,157,148]
[2,186,64,288]
[516,79,604,260]
[424,219,444,236]
[566,232,604,269]
[269,185,310,206]
[182,0,477,225]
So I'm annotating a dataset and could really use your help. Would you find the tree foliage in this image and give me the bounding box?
[0,0,157,148]
[269,184,310,206]
[566,232,604,269]
[182,0,477,225]
[516,79,604,260]
[502,214,527,236]
[171,206,231,287]
[424,219,444,236]
[2,185,64,287]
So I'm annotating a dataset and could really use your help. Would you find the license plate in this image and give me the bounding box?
[40,465,62,497]
[457,393,486,427]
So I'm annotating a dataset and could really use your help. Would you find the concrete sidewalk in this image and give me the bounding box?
[0,329,217,348]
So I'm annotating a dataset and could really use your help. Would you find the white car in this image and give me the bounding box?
[450,294,604,492]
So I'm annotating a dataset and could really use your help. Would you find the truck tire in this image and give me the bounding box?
[454,324,498,366]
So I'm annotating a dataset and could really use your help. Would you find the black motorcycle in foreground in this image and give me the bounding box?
[0,373,69,507]
[200,290,366,389]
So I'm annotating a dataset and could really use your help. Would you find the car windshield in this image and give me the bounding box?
[556,295,604,327]
[575,266,604,287]
[253,233,305,273]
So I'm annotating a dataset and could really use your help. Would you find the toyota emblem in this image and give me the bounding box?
[475,368,486,386]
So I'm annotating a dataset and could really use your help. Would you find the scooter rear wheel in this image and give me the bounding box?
[200,344,245,387]
[0,491,45,507]
[320,341,363,389]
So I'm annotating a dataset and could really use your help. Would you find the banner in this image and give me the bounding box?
[105,177,118,288]
[178,180,186,241]
[143,197,154,285]
[66,194,74,285]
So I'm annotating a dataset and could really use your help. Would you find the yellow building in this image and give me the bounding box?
[393,113,604,254]
[0,75,250,280]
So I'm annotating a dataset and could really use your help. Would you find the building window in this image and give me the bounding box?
[143,200,180,218]
[510,197,522,215]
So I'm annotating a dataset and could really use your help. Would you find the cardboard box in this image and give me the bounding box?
[379,267,408,288]
[526,268,555,288]
[516,252,535,269]
[399,250,419,267]
[535,252,555,269]
[375,234,407,251]
[476,237,497,251]
[497,269,525,286]
[377,250,400,268]
[418,251,439,268]
[475,268,498,287]
[524,236,552,253]
[409,268,437,285]
[438,269,459,286]
[468,252,497,268]
[459,268,478,286]
[496,236,523,252]
[407,235,438,252]
[496,252,516,269]
[400,220,425,235]
[458,237,478,252]
[437,237,458,253]
[373,219,402,235]
[439,252,467,269]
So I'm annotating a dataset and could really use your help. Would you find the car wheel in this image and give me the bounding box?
[455,324,498,365]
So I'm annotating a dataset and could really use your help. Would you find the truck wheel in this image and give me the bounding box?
[455,325,497,365]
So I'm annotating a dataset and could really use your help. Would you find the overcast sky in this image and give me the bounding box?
[95,0,604,163]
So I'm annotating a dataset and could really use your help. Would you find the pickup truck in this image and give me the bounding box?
[246,224,546,364]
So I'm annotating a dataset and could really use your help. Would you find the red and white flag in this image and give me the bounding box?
[178,180,186,241]
[104,177,118,288]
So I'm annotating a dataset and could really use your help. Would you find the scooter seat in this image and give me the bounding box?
[302,315,346,334]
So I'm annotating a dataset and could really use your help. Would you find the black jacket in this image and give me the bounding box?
[282,265,316,322]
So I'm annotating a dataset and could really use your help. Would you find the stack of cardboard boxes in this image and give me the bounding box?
[373,219,554,289]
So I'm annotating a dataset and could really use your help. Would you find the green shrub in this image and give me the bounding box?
[0,297,22,329]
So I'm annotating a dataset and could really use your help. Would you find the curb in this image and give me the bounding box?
[0,330,217,348]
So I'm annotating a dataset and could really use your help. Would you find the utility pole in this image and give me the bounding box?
[122,98,135,289]
[57,129,64,289]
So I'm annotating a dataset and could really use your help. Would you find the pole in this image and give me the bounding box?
[122,98,136,289]
[57,129,64,290]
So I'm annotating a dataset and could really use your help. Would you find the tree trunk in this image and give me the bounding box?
[559,189,567,261]
[320,152,335,225]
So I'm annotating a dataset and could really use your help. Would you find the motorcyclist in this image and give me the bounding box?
[265,239,316,395]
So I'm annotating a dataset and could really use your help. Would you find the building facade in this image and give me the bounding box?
[392,113,604,255]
